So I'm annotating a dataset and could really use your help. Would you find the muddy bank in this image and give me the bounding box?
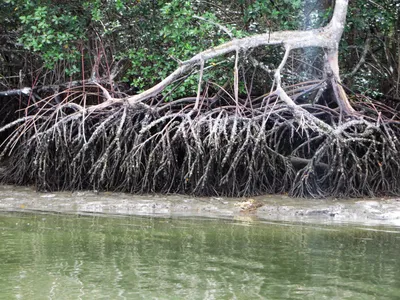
[1,184,400,227]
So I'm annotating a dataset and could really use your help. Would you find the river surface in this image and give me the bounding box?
[1,211,400,299]
[1,185,400,299]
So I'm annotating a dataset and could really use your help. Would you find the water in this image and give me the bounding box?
[0,212,400,299]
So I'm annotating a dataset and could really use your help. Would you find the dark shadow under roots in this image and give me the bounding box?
[1,82,400,198]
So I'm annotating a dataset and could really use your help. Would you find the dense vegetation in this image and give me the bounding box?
[0,0,399,197]
[1,0,398,97]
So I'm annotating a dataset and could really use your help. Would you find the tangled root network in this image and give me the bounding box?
[2,83,400,198]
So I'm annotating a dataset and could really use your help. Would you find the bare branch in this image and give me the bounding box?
[347,36,371,77]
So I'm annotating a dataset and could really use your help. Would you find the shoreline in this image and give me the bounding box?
[0,185,400,227]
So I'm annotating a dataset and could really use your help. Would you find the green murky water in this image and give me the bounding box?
[0,212,399,299]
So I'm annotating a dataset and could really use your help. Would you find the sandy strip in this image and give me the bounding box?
[1,185,400,227]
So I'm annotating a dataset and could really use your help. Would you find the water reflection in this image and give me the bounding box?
[0,212,399,299]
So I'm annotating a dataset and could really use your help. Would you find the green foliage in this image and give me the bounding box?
[342,0,399,96]
[244,0,302,31]
[1,0,398,99]
[122,0,241,99]
[15,2,85,75]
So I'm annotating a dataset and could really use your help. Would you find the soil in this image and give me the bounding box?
[1,184,400,226]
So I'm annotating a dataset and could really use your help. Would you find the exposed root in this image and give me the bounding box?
[1,84,400,198]
[1,0,398,198]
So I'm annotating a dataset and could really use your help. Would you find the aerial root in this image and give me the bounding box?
[1,86,400,197]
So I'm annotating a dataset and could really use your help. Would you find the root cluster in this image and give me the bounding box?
[1,81,400,198]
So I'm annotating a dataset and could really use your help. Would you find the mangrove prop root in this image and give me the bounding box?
[1,89,400,198]
[1,0,399,197]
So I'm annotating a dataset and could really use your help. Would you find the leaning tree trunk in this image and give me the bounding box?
[122,0,354,114]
